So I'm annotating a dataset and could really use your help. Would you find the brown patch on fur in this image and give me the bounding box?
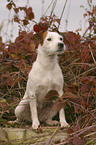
[41,31,48,46]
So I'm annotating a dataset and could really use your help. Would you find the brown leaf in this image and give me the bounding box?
[2,71,10,78]
[73,137,84,145]
[23,19,29,25]
[6,3,12,10]
[94,79,96,87]
[33,24,41,33]
[7,76,14,86]
[14,8,19,14]
[16,60,26,72]
[90,76,95,82]
[63,31,81,49]
[67,128,74,134]
[19,7,27,13]
[80,43,90,62]
[93,88,96,95]
[80,76,90,84]
[27,7,32,14]
[54,98,66,111]
[45,90,59,101]
[62,92,78,100]
[28,12,34,20]
[55,19,60,24]
[81,84,90,93]
[93,6,96,14]
[14,17,20,23]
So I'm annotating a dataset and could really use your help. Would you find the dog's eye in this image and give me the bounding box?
[60,37,63,41]
[47,38,51,41]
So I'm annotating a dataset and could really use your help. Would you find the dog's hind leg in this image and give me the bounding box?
[39,101,59,126]
[45,109,59,126]
[15,102,31,122]
[15,92,31,122]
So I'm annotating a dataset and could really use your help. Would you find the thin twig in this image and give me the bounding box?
[58,0,68,29]
[46,125,59,145]
[68,100,96,120]
[82,26,90,38]
[88,44,96,64]
[66,66,96,83]
[56,124,96,145]
[42,0,54,17]
[84,132,96,138]
[49,0,57,23]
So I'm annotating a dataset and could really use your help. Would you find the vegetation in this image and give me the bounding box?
[0,0,96,144]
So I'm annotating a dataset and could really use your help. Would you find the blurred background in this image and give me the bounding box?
[0,0,95,42]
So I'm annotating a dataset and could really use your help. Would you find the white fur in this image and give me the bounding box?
[15,32,69,129]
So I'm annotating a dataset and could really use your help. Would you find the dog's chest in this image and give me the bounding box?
[36,68,63,105]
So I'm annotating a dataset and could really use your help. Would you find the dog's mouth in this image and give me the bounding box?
[57,48,64,52]
[56,43,64,53]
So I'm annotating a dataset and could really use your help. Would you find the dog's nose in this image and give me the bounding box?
[58,43,64,48]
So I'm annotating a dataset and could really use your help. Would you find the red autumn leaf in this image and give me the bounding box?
[7,76,14,86]
[80,45,90,62]
[94,79,96,87]
[64,87,71,92]
[67,128,74,134]
[14,17,20,23]
[41,24,48,31]
[81,64,87,70]
[81,84,90,93]
[45,90,59,101]
[83,13,87,17]
[27,7,32,14]
[29,40,36,51]
[33,24,41,33]
[6,3,12,10]
[87,11,93,16]
[23,19,29,25]
[14,8,19,14]
[80,76,90,84]
[28,12,34,20]
[62,92,78,100]
[54,98,66,111]
[73,137,84,145]
[83,101,90,108]
[90,76,95,82]
[16,60,26,72]
[64,32,81,47]
[93,6,96,14]
[2,71,10,78]
[19,7,27,13]
[93,88,96,95]
[0,102,7,110]
[19,31,27,36]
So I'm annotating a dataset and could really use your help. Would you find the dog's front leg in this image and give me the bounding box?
[58,90,70,128]
[59,108,69,128]
[30,97,40,129]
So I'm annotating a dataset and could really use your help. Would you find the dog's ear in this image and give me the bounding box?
[34,31,47,45]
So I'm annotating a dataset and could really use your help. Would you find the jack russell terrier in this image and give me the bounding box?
[15,31,69,129]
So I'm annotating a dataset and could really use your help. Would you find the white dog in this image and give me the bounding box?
[15,31,69,129]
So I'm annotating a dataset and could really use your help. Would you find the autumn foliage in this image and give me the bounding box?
[0,1,96,144]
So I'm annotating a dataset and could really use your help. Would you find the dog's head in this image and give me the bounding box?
[35,31,66,55]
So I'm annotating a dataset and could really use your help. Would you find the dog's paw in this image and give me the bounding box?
[60,122,70,128]
[8,119,19,124]
[32,121,40,129]
[46,119,59,126]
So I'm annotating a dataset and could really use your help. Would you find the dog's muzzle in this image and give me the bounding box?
[57,43,64,52]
